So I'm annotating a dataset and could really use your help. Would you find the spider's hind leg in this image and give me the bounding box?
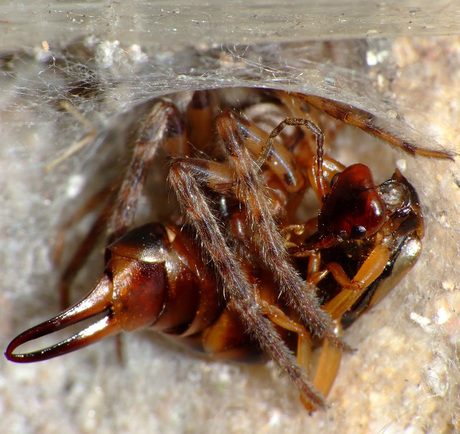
[55,99,189,307]
[108,100,190,241]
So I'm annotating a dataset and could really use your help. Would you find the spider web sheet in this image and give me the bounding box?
[1,2,459,434]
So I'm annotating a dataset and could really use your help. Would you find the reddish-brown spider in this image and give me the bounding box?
[5,89,453,410]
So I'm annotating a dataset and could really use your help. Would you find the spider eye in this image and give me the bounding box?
[350,225,367,239]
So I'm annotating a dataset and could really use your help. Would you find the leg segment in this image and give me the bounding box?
[297,94,454,160]
[53,184,116,308]
[168,157,326,408]
[257,117,328,198]
[257,286,342,412]
[322,244,391,320]
[217,110,346,349]
[56,100,190,306]
[108,101,188,241]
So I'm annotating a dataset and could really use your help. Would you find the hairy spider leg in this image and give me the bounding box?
[109,101,189,241]
[168,156,326,408]
[253,122,352,411]
[298,94,455,160]
[54,99,194,309]
[164,108,349,409]
[216,110,350,350]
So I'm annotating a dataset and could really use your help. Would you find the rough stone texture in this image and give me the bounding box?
[1,27,459,434]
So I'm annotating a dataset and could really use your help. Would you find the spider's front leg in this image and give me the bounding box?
[215,110,345,349]
[168,155,327,409]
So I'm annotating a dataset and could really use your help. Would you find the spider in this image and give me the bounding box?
[5,88,453,410]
